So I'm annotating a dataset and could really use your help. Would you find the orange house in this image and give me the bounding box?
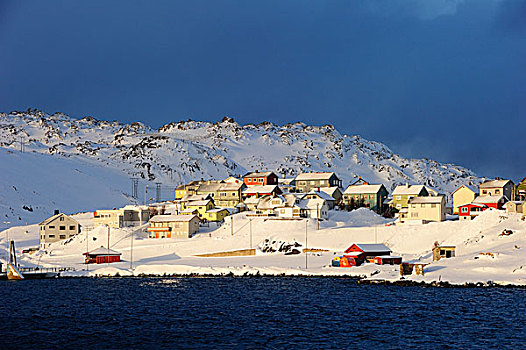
[243,171,279,187]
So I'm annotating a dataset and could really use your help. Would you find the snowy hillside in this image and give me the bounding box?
[0,108,483,224]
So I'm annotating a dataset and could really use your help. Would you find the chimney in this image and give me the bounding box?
[54,209,60,215]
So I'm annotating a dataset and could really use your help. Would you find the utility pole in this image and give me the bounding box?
[231,216,234,236]
[131,178,139,199]
[316,203,319,230]
[107,225,110,266]
[249,218,252,248]
[305,219,308,270]
[86,227,89,272]
[144,185,148,206]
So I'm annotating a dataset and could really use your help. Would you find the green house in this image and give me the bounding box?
[517,176,526,201]
[391,184,429,210]
[343,184,389,213]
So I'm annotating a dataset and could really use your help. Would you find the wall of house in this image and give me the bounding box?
[40,216,81,249]
[407,201,445,222]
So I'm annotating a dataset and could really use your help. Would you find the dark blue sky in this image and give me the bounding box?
[1,1,525,180]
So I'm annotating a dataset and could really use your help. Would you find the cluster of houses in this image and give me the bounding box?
[37,171,526,260]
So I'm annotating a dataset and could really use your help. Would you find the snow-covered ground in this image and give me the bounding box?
[2,208,525,286]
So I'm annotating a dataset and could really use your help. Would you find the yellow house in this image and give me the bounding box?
[175,185,187,200]
[203,208,230,222]
[391,184,429,210]
[183,199,215,219]
[148,214,200,238]
[403,196,446,223]
[451,185,477,214]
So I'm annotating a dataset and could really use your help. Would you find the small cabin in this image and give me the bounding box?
[84,247,122,264]
[373,255,402,265]
[432,246,456,261]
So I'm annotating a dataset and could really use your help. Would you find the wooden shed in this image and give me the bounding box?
[84,247,122,264]
[373,255,402,265]
[432,246,456,261]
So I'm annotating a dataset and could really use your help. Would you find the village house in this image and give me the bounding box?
[174,180,203,199]
[197,181,245,208]
[458,203,489,220]
[344,243,392,260]
[148,214,200,238]
[84,247,122,264]
[391,184,429,210]
[402,196,446,224]
[479,178,515,200]
[242,185,282,199]
[203,208,230,222]
[298,197,329,220]
[451,185,478,215]
[517,177,526,201]
[93,206,150,228]
[471,195,507,210]
[343,183,389,213]
[294,172,342,193]
[432,245,456,261]
[319,187,343,206]
[243,171,279,187]
[300,191,336,209]
[506,201,526,214]
[39,211,81,249]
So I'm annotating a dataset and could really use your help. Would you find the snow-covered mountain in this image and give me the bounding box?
[0,108,482,224]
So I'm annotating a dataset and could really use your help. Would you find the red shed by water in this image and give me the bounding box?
[344,243,392,259]
[373,256,402,265]
[84,247,122,264]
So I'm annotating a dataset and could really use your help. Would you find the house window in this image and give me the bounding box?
[431,204,436,208]
[411,212,418,217]
[461,207,468,213]
[59,226,66,230]
[60,217,64,221]
[49,225,55,229]
[69,225,75,230]
[48,234,55,238]
[59,235,66,239]
[483,190,487,194]
[421,204,425,208]
[495,189,500,194]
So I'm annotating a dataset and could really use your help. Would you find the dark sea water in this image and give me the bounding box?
[0,277,524,349]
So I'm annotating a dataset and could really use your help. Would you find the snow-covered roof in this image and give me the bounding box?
[392,184,427,196]
[244,171,275,178]
[299,198,327,209]
[85,247,121,256]
[223,176,242,184]
[243,185,279,194]
[206,208,228,213]
[472,195,506,204]
[39,213,79,226]
[344,184,384,194]
[295,172,337,181]
[319,186,341,196]
[355,243,392,253]
[150,214,199,222]
[301,191,335,202]
[244,197,260,204]
[409,196,444,204]
[479,179,512,189]
[186,199,213,206]
[375,255,401,259]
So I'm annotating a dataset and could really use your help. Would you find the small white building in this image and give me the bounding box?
[298,198,329,220]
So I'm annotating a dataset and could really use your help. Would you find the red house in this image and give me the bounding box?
[344,243,392,259]
[458,203,489,221]
[84,247,122,264]
[342,251,365,266]
[471,195,506,209]
[373,256,402,265]
[243,171,279,187]
[242,185,282,198]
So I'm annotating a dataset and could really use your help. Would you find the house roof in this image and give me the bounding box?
[344,184,385,194]
[392,184,427,196]
[84,247,121,256]
[302,191,335,202]
[409,196,444,204]
[206,208,229,213]
[460,203,487,208]
[39,213,79,226]
[355,243,392,253]
[472,195,506,204]
[186,199,213,206]
[295,172,337,181]
[479,179,513,188]
[298,198,327,209]
[242,185,280,194]
[150,214,199,222]
[244,171,276,178]
[376,255,401,259]
[319,186,342,196]
[451,184,478,195]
